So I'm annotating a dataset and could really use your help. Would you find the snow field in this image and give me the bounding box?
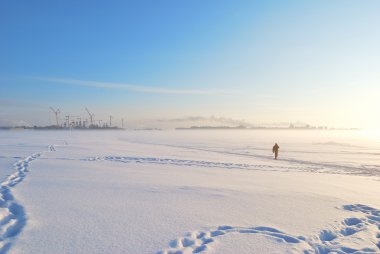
[0,130,379,253]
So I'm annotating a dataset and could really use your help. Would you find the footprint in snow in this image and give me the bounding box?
[0,143,64,253]
[158,204,380,254]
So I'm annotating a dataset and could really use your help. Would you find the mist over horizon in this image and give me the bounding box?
[0,114,363,131]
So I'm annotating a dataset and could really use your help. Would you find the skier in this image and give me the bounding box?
[272,143,279,160]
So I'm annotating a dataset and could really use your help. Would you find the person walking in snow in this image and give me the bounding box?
[272,143,279,160]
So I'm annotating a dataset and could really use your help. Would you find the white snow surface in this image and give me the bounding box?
[0,129,379,254]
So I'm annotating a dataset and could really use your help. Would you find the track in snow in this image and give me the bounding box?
[87,155,320,173]
[122,141,380,177]
[0,144,59,253]
[158,204,380,254]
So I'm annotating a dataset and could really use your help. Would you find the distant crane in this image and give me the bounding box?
[49,107,60,126]
[85,108,95,126]
[109,115,113,127]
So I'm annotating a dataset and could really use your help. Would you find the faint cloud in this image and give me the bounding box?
[156,116,253,126]
[33,77,238,96]
[0,99,41,108]
[254,94,279,98]
[128,116,253,129]
[0,118,32,127]
[255,103,303,111]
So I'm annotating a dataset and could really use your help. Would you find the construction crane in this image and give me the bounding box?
[109,115,113,127]
[85,108,95,126]
[49,107,60,126]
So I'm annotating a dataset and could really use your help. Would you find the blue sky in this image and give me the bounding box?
[1,0,380,128]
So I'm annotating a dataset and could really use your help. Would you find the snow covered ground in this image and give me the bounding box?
[0,129,379,254]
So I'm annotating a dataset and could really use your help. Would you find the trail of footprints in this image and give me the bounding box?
[0,145,57,253]
[89,155,377,177]
[88,155,317,172]
[158,204,380,254]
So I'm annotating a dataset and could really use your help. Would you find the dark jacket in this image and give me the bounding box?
[272,144,279,153]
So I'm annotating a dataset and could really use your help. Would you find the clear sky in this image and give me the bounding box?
[1,0,380,128]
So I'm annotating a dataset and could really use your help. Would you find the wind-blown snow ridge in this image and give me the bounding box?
[158,204,380,254]
[0,144,59,253]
